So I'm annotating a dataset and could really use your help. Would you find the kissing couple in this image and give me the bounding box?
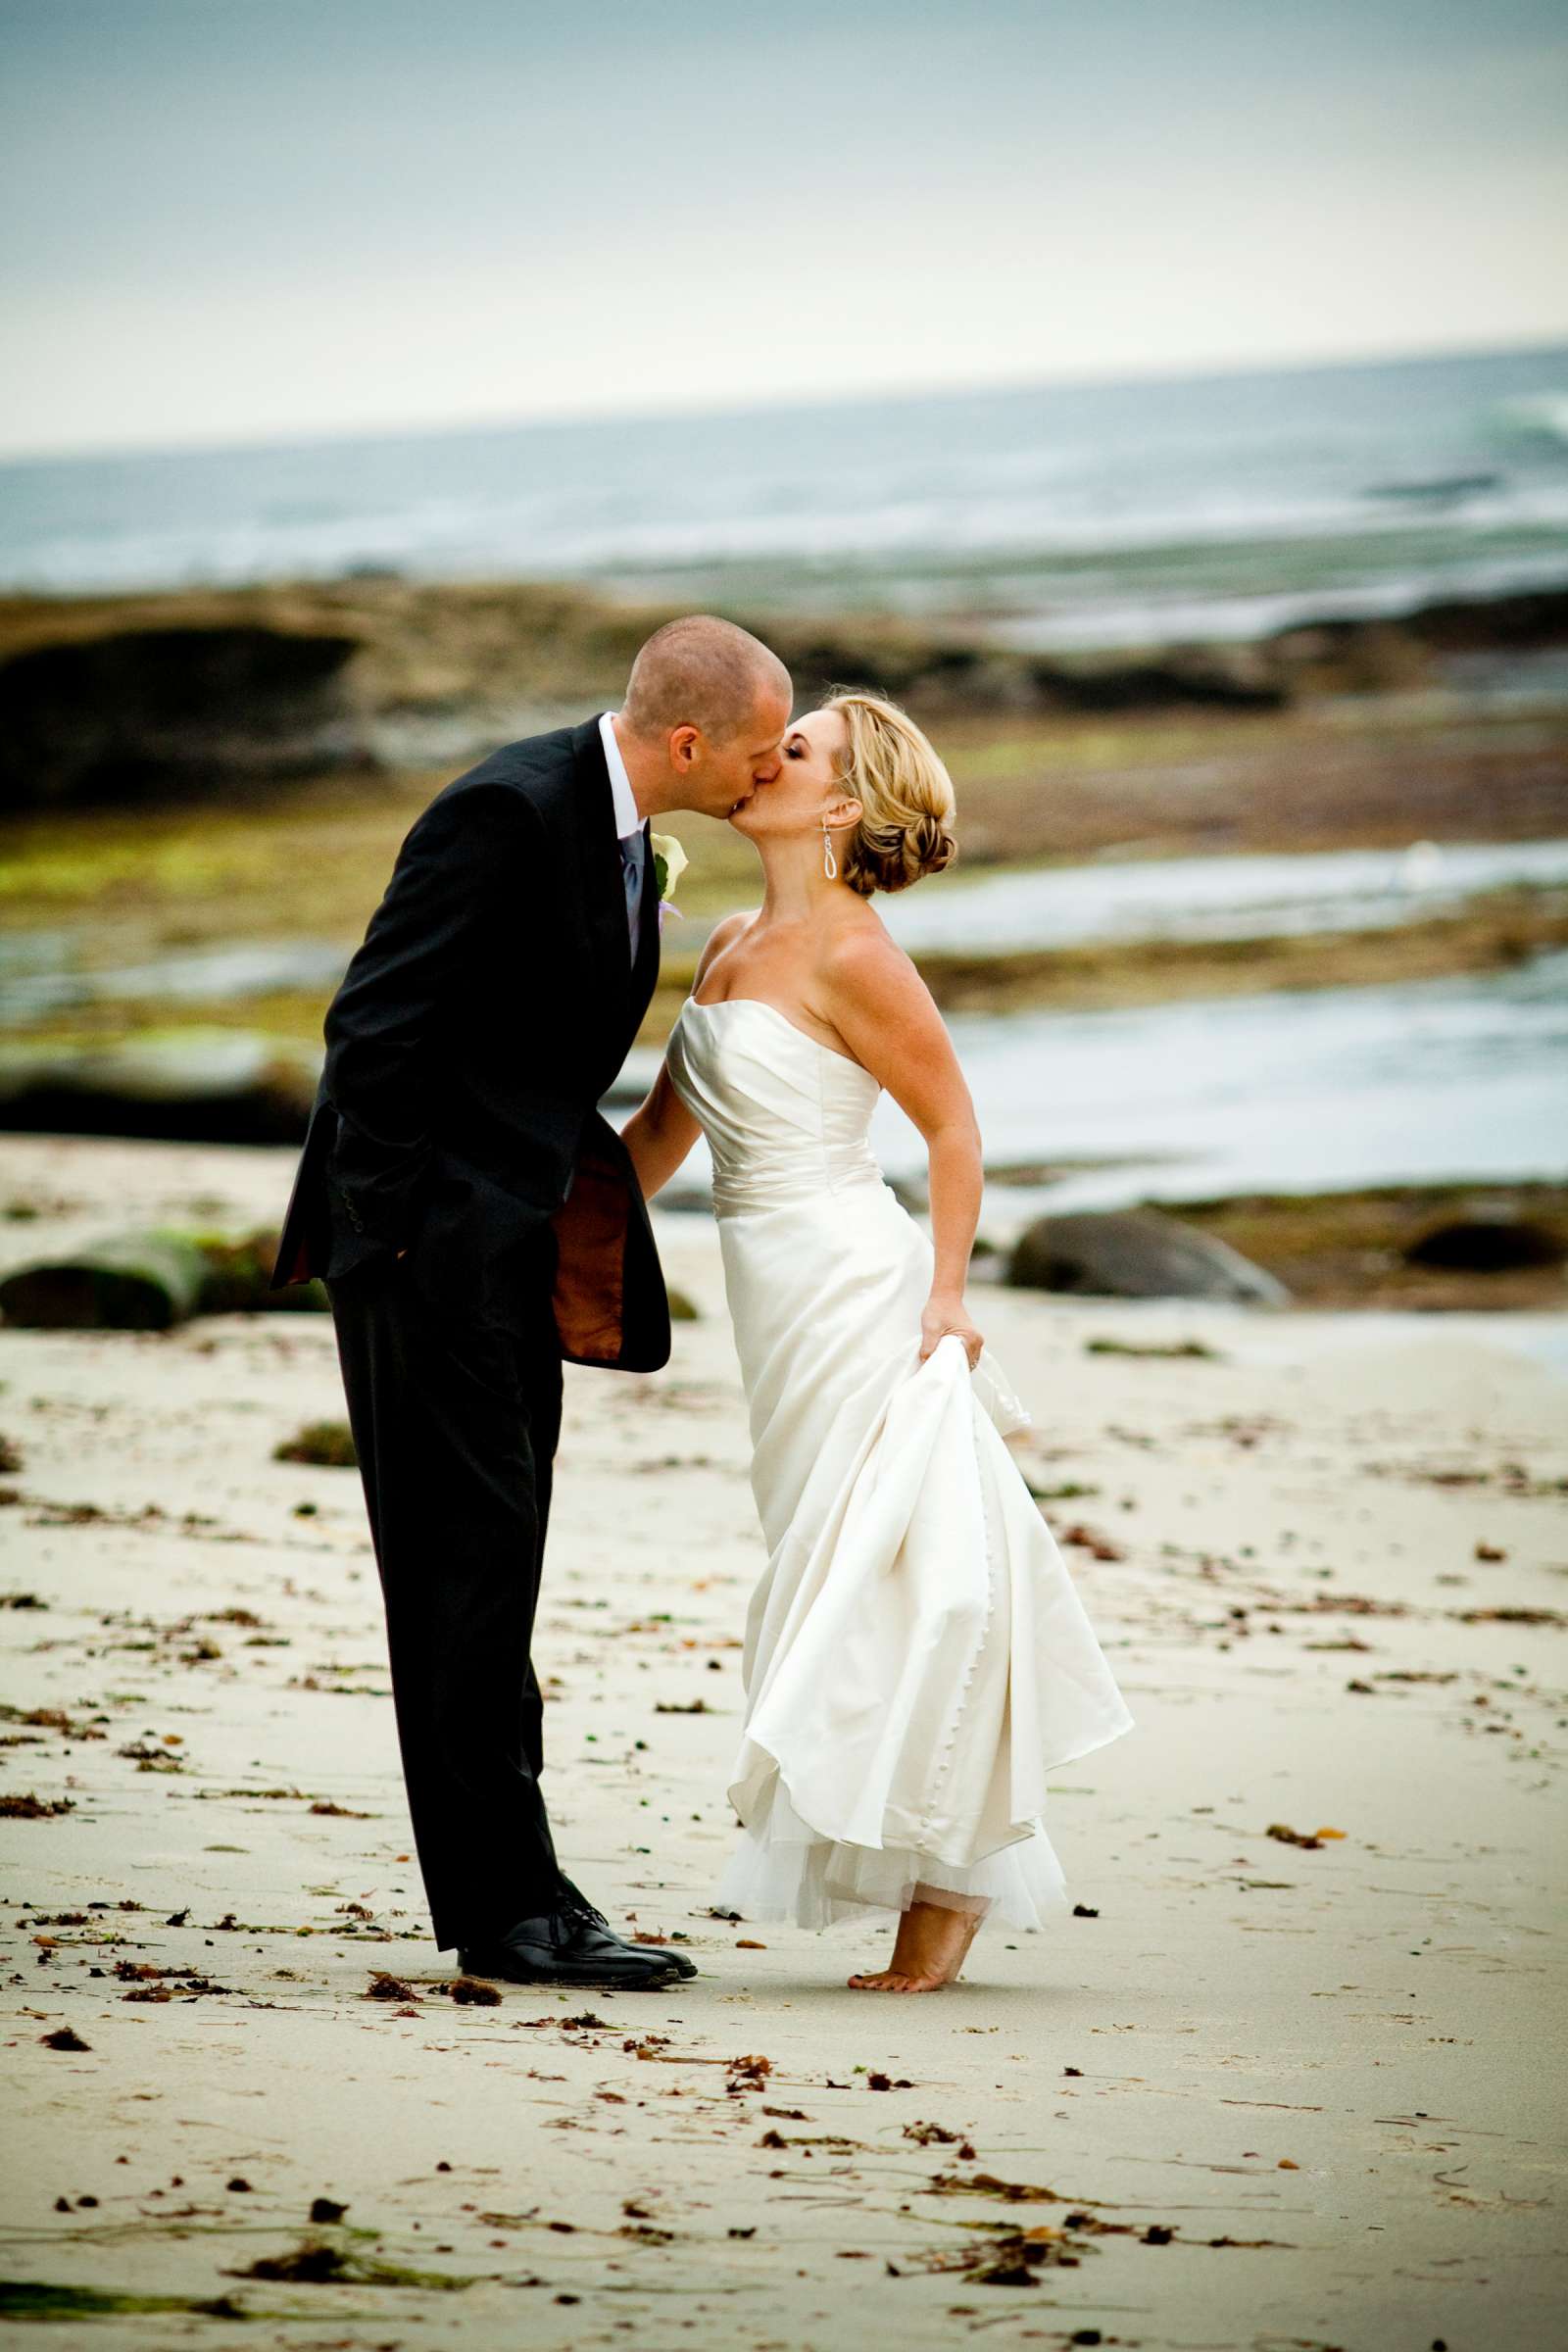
[271,615,1134,1995]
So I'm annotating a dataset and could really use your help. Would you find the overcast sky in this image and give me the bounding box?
[2,0,1564,459]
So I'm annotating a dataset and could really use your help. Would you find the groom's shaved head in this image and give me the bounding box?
[622,614,792,745]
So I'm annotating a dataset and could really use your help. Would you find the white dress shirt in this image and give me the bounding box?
[600,710,648,958]
[600,710,643,844]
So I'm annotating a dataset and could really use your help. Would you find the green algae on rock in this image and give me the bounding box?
[272,1420,357,1469]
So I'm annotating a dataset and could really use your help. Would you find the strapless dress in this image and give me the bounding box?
[664,995,1136,1931]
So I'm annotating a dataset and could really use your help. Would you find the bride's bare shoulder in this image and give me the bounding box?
[820,904,922,1002]
[694,908,759,987]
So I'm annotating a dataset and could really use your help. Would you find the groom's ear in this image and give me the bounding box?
[666,723,702,773]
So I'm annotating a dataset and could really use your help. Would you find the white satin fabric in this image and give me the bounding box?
[665,997,1136,1932]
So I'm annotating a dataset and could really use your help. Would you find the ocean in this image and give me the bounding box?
[2,343,1566,650]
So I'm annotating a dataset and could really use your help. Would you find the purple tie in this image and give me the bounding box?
[619,829,645,962]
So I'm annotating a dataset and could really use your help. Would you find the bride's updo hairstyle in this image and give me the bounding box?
[822,689,957,896]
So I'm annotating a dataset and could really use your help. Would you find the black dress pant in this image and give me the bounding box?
[324,1231,566,1950]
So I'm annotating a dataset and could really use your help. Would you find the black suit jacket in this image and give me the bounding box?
[268,716,669,1373]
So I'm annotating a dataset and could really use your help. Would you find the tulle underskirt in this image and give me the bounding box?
[713,1773,1071,1934]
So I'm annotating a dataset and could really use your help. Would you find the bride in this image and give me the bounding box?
[621,690,1135,1991]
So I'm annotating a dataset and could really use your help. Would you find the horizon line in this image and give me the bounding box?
[2,329,1564,474]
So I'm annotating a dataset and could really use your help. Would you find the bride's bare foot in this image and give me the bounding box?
[847,1899,982,1992]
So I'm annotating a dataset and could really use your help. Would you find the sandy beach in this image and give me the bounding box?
[3,1130,1566,2348]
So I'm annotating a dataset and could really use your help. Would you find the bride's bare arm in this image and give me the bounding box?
[620,1061,701,1200]
[820,930,984,1365]
[620,911,749,1201]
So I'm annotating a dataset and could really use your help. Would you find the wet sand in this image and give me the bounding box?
[2,1133,1566,2348]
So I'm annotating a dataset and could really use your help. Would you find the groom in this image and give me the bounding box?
[270,616,793,1989]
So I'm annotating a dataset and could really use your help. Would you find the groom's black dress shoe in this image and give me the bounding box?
[458,1884,696,1990]
[458,1907,682,1990]
[556,1875,699,1981]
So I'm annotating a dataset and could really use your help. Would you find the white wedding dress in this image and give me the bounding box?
[664,995,1136,1934]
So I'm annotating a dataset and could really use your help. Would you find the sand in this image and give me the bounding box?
[2,1131,1565,2349]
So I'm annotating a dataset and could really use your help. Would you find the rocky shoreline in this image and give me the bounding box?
[2,574,1566,809]
[2,573,1562,1333]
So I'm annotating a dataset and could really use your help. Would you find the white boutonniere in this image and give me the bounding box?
[650,832,687,933]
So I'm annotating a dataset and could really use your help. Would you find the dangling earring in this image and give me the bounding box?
[821,819,838,881]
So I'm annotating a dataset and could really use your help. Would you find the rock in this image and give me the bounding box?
[1030,651,1285,712]
[0,622,361,808]
[1403,1217,1566,1272]
[1264,586,1568,697]
[0,1229,212,1330]
[0,1225,330,1330]
[195,1230,328,1313]
[273,1420,358,1468]
[0,1029,321,1145]
[1401,584,1568,654]
[1007,1208,1292,1305]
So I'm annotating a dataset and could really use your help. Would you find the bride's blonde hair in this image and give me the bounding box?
[821,688,957,897]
